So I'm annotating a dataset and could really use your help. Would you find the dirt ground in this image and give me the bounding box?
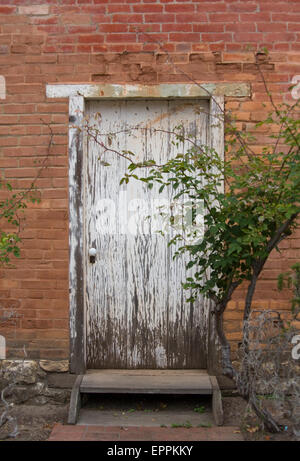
[0,403,69,441]
[0,394,298,441]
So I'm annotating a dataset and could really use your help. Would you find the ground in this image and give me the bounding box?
[0,393,298,441]
[0,403,69,441]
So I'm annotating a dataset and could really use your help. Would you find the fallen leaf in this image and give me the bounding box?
[246,426,259,433]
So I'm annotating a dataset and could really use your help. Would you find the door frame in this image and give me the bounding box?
[46,82,250,374]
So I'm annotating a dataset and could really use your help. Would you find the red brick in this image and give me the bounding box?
[12,34,45,45]
[202,33,232,42]
[272,13,300,22]
[226,23,256,33]
[209,13,240,22]
[106,34,137,43]
[129,23,160,33]
[5,104,37,116]
[0,6,16,14]
[196,2,227,13]
[0,158,18,167]
[99,24,128,33]
[107,5,130,13]
[163,23,192,32]
[275,43,291,51]
[228,2,258,13]
[79,34,104,43]
[176,13,207,23]
[260,3,294,12]
[91,14,111,24]
[257,23,287,32]
[165,4,195,13]
[288,23,300,32]
[0,13,26,24]
[144,13,175,23]
[133,4,163,13]
[61,13,91,24]
[68,25,97,34]
[234,32,264,42]
[112,14,143,23]
[81,5,106,14]
[169,33,200,42]
[7,84,43,94]
[264,32,295,42]
[193,24,224,33]
[30,16,59,26]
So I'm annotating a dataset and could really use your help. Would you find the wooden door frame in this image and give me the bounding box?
[46,82,250,374]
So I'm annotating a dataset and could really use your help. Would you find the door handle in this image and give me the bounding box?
[89,247,97,263]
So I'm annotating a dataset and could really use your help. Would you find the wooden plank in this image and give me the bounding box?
[46,83,251,100]
[68,375,83,425]
[80,369,213,394]
[210,375,224,426]
[69,95,86,375]
[86,369,209,375]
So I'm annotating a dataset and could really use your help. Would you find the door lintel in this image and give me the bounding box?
[47,82,250,100]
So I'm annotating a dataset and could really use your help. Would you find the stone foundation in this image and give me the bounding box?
[0,359,75,405]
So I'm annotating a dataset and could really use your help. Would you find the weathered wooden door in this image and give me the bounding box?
[85,99,209,369]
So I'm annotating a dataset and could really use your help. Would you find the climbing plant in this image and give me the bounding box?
[0,122,53,267]
[0,181,39,266]
[278,262,300,318]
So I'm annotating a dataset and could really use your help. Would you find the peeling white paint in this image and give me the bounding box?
[46,83,227,372]
[0,76,6,100]
[46,83,250,100]
[85,99,209,368]
[68,95,85,368]
[0,335,6,359]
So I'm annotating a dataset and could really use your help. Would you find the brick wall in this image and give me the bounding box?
[0,0,299,361]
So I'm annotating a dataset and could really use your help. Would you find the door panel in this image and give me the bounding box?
[85,99,209,369]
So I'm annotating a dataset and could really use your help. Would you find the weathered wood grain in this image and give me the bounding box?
[80,369,213,394]
[68,374,83,424]
[210,375,224,426]
[85,99,209,369]
[69,95,86,374]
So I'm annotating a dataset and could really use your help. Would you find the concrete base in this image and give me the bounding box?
[77,407,215,427]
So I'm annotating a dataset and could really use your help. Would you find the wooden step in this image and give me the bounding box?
[68,369,223,427]
[80,369,213,394]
